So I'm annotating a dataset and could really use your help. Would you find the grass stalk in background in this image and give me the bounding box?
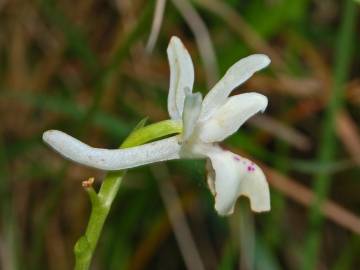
[0,135,20,270]
[264,141,289,250]
[302,0,358,268]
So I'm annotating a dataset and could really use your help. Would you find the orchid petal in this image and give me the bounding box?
[43,130,181,171]
[182,91,202,141]
[199,92,268,143]
[237,158,270,213]
[167,36,195,119]
[200,54,270,119]
[206,147,270,215]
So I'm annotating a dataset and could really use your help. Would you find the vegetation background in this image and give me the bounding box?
[0,0,359,269]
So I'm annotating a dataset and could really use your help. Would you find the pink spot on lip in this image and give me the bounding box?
[233,155,241,161]
[247,166,255,172]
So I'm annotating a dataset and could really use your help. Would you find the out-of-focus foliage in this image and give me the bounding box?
[0,0,359,269]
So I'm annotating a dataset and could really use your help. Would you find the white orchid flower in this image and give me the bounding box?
[43,36,271,215]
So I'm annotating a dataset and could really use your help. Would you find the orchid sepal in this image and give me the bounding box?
[43,120,183,171]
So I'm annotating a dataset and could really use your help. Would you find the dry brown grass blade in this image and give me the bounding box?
[130,190,198,270]
[8,8,28,90]
[287,34,360,170]
[336,110,360,165]
[249,115,311,151]
[285,98,321,122]
[45,219,70,270]
[264,165,360,234]
[285,31,331,87]
[108,1,137,59]
[246,74,321,97]
[146,0,167,52]
[30,42,65,91]
[347,80,360,105]
[278,35,360,169]
[171,0,219,87]
[130,213,172,270]
[152,164,205,270]
[195,0,285,71]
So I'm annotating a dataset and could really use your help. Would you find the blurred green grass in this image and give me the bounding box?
[0,0,360,269]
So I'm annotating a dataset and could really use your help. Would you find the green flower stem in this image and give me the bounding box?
[73,119,182,270]
[121,119,182,148]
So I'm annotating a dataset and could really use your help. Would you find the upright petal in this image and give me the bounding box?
[43,130,181,171]
[167,36,195,119]
[201,54,270,119]
[198,93,268,143]
[182,92,202,141]
[206,147,270,215]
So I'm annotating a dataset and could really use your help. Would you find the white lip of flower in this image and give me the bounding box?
[43,36,271,216]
